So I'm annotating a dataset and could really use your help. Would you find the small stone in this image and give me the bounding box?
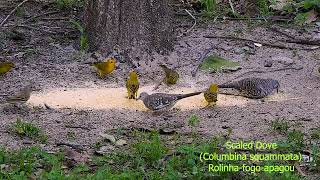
[221,125,229,129]
[96,145,115,155]
[272,56,294,65]
[264,60,273,67]
[99,133,116,143]
[115,139,127,146]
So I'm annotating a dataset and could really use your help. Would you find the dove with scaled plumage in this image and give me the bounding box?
[137,91,202,111]
[218,78,280,99]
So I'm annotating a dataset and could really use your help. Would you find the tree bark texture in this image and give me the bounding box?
[84,0,174,58]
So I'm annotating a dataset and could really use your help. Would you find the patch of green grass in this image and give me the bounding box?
[55,0,84,10]
[310,145,320,172]
[15,7,26,17]
[287,129,305,152]
[311,128,320,140]
[188,114,200,138]
[294,11,310,25]
[133,131,167,164]
[271,118,290,135]
[70,20,89,52]
[303,0,320,12]
[188,114,200,127]
[11,119,48,143]
[276,129,305,153]
[201,0,217,16]
[0,146,64,179]
[257,0,270,15]
[0,129,307,179]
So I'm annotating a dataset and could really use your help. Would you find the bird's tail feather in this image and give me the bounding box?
[177,92,202,100]
[218,82,236,88]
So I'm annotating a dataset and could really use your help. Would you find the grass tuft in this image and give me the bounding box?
[11,119,48,143]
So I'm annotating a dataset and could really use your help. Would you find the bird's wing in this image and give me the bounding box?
[148,94,177,110]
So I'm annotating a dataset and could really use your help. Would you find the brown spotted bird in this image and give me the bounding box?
[91,58,116,78]
[0,62,15,76]
[219,78,279,99]
[159,64,179,85]
[204,84,218,106]
[137,91,201,111]
[126,70,139,99]
[6,84,33,104]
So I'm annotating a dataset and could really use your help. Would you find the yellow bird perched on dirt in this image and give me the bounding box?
[204,84,218,107]
[91,58,116,78]
[159,64,179,85]
[126,70,139,99]
[0,62,15,76]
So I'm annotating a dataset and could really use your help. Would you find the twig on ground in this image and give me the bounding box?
[0,0,29,27]
[203,35,320,50]
[40,17,69,21]
[228,0,235,15]
[270,27,320,46]
[184,9,197,34]
[56,142,85,152]
[191,47,215,77]
[286,39,320,46]
[22,11,61,24]
[12,24,58,34]
[65,125,91,131]
[269,27,296,39]
[175,12,293,22]
[294,162,307,177]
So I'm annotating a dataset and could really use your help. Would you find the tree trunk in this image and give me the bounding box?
[84,0,174,59]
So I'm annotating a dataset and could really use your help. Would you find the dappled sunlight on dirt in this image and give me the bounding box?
[26,85,288,111]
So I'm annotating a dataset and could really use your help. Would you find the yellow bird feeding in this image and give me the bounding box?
[91,58,116,78]
[204,84,218,106]
[159,64,179,85]
[126,70,139,99]
[0,62,15,76]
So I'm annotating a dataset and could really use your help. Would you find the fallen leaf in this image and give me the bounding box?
[200,55,240,72]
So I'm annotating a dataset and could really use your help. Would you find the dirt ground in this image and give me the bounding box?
[0,1,320,157]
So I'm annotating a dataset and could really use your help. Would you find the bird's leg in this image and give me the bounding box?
[201,102,212,109]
